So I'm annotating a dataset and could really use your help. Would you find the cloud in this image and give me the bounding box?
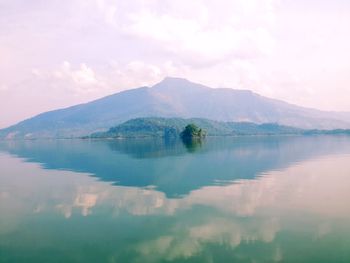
[0,85,9,91]
[53,61,99,88]
[31,61,104,95]
[29,60,190,97]
[119,0,277,65]
[107,60,190,88]
[54,0,277,67]
[1,0,350,128]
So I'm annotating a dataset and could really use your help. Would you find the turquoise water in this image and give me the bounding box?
[1,136,350,262]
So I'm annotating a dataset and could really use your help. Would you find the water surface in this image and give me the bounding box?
[1,136,350,262]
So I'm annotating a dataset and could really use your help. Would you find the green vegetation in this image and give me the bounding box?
[180,124,206,139]
[89,118,181,139]
[179,124,206,153]
[87,117,350,139]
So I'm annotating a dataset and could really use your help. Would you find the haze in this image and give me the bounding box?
[1,0,350,128]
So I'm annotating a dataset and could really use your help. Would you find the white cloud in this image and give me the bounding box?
[56,62,98,86]
[31,61,105,95]
[28,60,189,98]
[107,60,190,88]
[1,0,350,128]
[0,85,9,91]
[121,0,277,65]
[94,0,119,26]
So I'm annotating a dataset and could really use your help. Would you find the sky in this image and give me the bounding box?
[1,0,350,128]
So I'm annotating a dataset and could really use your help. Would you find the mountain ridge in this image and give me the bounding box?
[1,77,350,139]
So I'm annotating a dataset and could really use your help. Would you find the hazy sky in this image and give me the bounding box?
[1,0,350,128]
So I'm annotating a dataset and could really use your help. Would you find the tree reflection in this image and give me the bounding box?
[181,137,203,153]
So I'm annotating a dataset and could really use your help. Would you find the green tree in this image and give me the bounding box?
[180,124,205,139]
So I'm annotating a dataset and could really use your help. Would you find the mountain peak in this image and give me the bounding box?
[152,77,209,91]
[161,76,191,84]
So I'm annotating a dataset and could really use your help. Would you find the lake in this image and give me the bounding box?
[1,135,350,262]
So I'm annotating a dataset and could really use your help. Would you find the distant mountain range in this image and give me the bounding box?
[1,77,350,139]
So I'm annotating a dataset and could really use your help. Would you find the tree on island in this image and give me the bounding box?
[180,124,206,139]
[180,124,205,152]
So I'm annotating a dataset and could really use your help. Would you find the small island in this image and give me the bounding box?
[180,124,206,139]
[179,124,205,152]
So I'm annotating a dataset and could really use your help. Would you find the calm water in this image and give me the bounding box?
[1,136,350,263]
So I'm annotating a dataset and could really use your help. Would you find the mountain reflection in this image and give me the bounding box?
[1,142,350,262]
[1,136,350,198]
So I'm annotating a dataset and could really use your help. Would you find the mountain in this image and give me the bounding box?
[89,117,305,138]
[1,77,350,139]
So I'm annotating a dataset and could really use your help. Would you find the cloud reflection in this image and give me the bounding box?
[1,152,350,261]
